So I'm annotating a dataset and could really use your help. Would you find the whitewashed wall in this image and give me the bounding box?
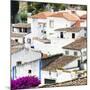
[41,70,77,85]
[46,17,75,38]
[16,60,40,79]
[31,19,47,38]
[13,28,20,33]
[11,48,41,67]
[81,21,86,27]
[63,58,79,69]
[64,48,87,62]
[11,37,23,44]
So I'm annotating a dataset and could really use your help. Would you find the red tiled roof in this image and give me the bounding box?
[63,37,87,50]
[43,56,78,71]
[31,12,54,19]
[72,20,80,27]
[49,12,80,21]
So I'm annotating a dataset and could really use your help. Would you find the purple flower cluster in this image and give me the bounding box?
[11,76,41,90]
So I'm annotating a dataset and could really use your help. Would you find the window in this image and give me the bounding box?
[23,28,27,33]
[78,60,81,68]
[50,20,54,28]
[84,27,87,30]
[27,38,31,44]
[43,31,46,34]
[27,28,31,33]
[83,51,87,56]
[15,39,18,42]
[49,71,51,76]
[44,79,56,84]
[84,33,87,37]
[23,37,25,43]
[65,51,69,55]
[74,52,77,56]
[38,24,42,28]
[19,28,22,32]
[16,61,22,66]
[72,33,75,38]
[43,23,46,28]
[60,32,63,38]
[28,70,32,74]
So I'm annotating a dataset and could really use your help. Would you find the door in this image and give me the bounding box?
[60,32,63,38]
[44,79,56,84]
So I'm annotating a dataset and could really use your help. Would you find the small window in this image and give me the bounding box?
[83,51,87,56]
[16,61,22,66]
[19,28,22,32]
[49,71,51,76]
[65,51,69,55]
[44,79,56,84]
[23,37,25,43]
[78,60,81,68]
[27,38,31,44]
[84,33,87,37]
[72,33,75,38]
[43,31,46,34]
[23,28,27,33]
[28,70,32,74]
[15,39,18,42]
[84,27,87,30]
[74,52,77,56]
[43,23,46,28]
[50,20,54,28]
[60,32,63,38]
[38,24,42,28]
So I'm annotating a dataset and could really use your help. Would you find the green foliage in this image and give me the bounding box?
[19,12,27,23]
[11,1,19,23]
[80,5,87,10]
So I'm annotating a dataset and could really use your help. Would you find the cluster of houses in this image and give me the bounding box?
[11,9,87,86]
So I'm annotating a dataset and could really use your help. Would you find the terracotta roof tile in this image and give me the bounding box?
[63,37,87,50]
[43,56,78,71]
[31,12,54,19]
[55,27,85,32]
[49,12,80,21]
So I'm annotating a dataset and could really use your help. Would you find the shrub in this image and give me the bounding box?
[11,76,41,90]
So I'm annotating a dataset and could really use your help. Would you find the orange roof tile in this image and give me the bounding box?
[63,37,87,50]
[31,12,54,19]
[49,12,80,21]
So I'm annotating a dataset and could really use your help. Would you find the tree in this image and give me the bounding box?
[11,1,19,23]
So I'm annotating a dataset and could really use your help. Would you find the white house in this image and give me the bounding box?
[63,37,87,70]
[40,37,87,85]
[25,11,80,55]
[46,11,80,39]
[25,12,54,48]
[54,27,87,39]
[26,11,80,45]
[11,47,41,80]
[12,23,31,34]
[11,32,27,44]
[41,55,82,85]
